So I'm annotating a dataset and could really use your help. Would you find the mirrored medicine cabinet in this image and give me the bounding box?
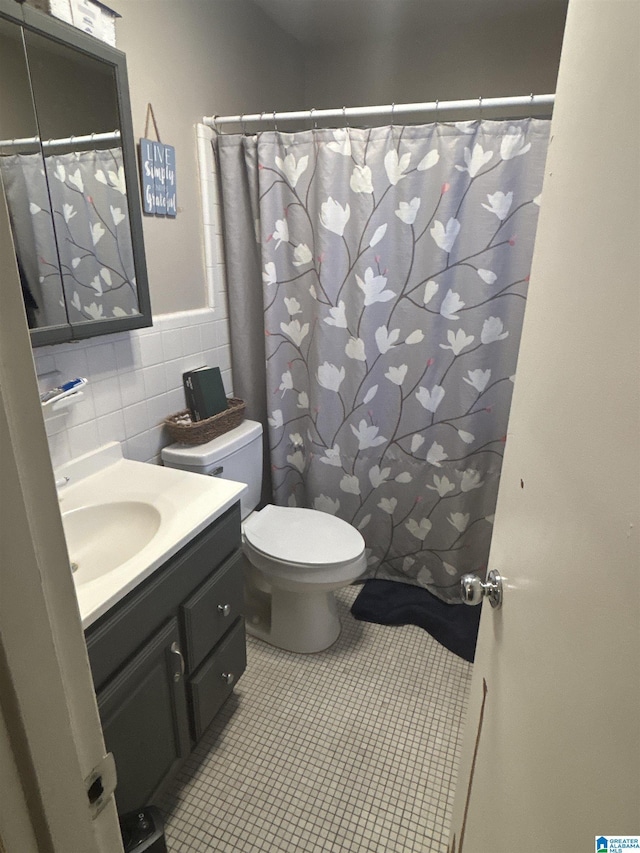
[0,0,152,347]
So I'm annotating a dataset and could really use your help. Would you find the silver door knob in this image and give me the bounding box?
[460,570,503,609]
[217,604,232,617]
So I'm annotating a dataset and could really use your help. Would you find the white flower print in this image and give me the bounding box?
[482,190,513,221]
[350,165,374,194]
[440,328,475,355]
[314,494,340,515]
[443,562,458,576]
[369,465,391,488]
[70,291,81,311]
[84,302,104,320]
[292,243,312,267]
[356,267,395,305]
[340,474,361,495]
[268,409,284,429]
[410,434,425,453]
[463,368,492,393]
[375,325,400,354]
[324,301,348,328]
[287,451,305,473]
[384,149,411,185]
[297,391,309,409]
[403,557,415,572]
[533,193,542,206]
[363,385,378,404]
[345,337,366,361]
[89,275,103,296]
[62,203,76,223]
[275,152,309,187]
[423,280,439,305]
[284,297,301,316]
[448,512,470,533]
[395,197,421,225]
[416,385,445,413]
[501,126,531,160]
[427,441,448,467]
[320,197,350,236]
[458,429,475,444]
[385,365,408,385]
[395,472,412,483]
[455,144,493,177]
[481,316,509,343]
[417,149,439,171]
[350,420,387,450]
[430,218,461,252]
[71,257,81,269]
[358,515,371,530]
[280,319,309,347]
[427,474,456,497]
[319,444,342,467]
[459,469,484,492]
[440,289,465,320]
[378,497,397,515]
[417,567,434,586]
[54,163,66,182]
[273,218,289,248]
[29,203,42,215]
[108,166,126,195]
[405,330,424,345]
[477,268,497,284]
[68,169,84,192]
[110,205,125,226]
[406,517,432,541]
[263,262,277,286]
[100,269,112,288]
[369,224,387,247]
[90,223,105,245]
[279,370,293,396]
[317,362,345,392]
[94,169,107,185]
[326,129,351,156]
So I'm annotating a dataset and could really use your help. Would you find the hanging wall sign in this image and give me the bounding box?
[139,104,177,217]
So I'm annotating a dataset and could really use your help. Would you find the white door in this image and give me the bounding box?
[449,1,640,851]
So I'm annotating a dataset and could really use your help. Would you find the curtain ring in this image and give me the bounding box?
[273,110,278,132]
[309,107,318,130]
[478,95,483,116]
[391,102,395,125]
[342,106,349,127]
[240,113,247,134]
[530,92,535,111]
[435,99,439,122]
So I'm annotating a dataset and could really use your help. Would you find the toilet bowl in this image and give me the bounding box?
[242,504,366,652]
[161,420,366,653]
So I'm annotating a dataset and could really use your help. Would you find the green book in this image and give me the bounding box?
[184,366,227,421]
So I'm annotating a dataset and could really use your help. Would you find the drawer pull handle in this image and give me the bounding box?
[217,604,232,617]
[170,642,185,683]
[221,672,235,685]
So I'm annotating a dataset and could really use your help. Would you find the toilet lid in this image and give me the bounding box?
[243,505,364,566]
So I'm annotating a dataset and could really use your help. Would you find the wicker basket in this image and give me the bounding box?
[164,398,246,446]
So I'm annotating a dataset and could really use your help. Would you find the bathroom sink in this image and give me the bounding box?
[62,501,161,584]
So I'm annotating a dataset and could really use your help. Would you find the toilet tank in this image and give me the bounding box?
[161,419,263,519]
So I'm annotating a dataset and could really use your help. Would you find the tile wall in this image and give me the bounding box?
[35,124,230,471]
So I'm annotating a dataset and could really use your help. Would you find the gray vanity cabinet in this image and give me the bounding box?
[84,503,247,814]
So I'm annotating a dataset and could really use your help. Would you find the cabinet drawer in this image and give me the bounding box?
[182,550,244,672]
[189,619,246,741]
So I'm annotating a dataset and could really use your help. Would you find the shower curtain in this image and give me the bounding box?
[217,119,549,601]
[0,147,139,326]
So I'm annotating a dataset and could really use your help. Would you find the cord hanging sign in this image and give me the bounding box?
[139,104,176,217]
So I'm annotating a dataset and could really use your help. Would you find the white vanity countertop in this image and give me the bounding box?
[55,442,246,630]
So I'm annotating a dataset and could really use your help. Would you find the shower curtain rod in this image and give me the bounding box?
[0,130,121,150]
[204,93,555,129]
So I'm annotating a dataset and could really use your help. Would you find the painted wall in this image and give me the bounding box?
[107,0,306,315]
[304,1,567,114]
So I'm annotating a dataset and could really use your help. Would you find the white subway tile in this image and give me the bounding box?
[124,431,153,463]
[47,431,72,469]
[86,341,118,379]
[148,393,173,426]
[96,410,126,444]
[181,323,203,356]
[119,371,146,407]
[115,335,142,372]
[143,363,167,398]
[123,400,149,438]
[162,327,184,361]
[34,354,56,376]
[53,346,89,381]
[93,377,123,416]
[139,332,164,366]
[66,420,100,459]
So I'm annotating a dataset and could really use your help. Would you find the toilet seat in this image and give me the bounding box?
[243,504,365,568]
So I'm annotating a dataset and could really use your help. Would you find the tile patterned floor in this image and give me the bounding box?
[158,586,473,853]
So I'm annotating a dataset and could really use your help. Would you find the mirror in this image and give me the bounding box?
[0,0,151,346]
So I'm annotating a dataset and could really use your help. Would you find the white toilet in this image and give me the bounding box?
[161,420,366,653]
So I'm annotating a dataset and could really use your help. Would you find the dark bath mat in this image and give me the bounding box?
[351,579,481,663]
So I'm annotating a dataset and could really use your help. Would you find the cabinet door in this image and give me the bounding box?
[97,618,190,815]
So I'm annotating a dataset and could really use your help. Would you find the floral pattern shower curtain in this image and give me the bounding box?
[0,147,139,326]
[218,120,549,601]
